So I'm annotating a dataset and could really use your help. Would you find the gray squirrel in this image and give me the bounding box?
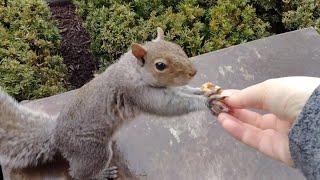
[0,27,227,179]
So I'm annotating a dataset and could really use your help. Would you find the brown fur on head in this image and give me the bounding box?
[131,27,197,87]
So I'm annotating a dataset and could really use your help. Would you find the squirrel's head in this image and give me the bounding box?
[131,27,197,87]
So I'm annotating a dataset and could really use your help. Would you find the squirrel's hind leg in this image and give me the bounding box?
[66,141,117,180]
[103,140,118,179]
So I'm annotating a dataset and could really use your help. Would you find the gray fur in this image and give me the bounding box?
[0,88,56,168]
[0,29,210,179]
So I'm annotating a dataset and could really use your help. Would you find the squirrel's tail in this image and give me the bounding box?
[0,89,57,168]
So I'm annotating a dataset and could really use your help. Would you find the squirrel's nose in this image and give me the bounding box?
[189,69,197,77]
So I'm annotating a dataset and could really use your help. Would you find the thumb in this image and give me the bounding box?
[223,83,267,110]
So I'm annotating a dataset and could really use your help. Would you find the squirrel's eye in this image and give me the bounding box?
[155,62,167,71]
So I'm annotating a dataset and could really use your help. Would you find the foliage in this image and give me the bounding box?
[0,0,67,101]
[72,0,270,71]
[205,0,270,51]
[282,0,320,31]
[251,0,320,32]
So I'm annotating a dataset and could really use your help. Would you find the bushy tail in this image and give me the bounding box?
[0,89,57,168]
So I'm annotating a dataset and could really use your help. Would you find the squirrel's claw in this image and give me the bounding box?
[210,100,229,116]
[206,90,229,116]
[103,166,118,179]
[209,94,228,102]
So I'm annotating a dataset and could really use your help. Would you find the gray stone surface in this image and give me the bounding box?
[4,28,320,180]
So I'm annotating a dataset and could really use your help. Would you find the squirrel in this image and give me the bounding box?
[0,27,227,180]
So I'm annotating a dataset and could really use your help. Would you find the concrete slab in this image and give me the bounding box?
[3,28,320,180]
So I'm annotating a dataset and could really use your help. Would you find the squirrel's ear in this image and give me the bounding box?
[131,43,147,66]
[153,27,164,42]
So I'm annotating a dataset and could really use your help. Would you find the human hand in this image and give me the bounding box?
[217,76,320,166]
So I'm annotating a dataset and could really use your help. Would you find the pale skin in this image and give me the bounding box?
[216,76,320,167]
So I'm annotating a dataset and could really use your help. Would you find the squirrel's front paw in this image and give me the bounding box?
[201,82,229,116]
[209,98,229,116]
[208,92,230,116]
[102,166,118,179]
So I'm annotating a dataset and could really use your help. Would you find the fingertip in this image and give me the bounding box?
[223,91,243,108]
[219,116,244,140]
[217,112,228,123]
[224,83,266,110]
[221,90,239,104]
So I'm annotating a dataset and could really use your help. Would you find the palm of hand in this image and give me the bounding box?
[218,109,294,166]
[216,77,320,167]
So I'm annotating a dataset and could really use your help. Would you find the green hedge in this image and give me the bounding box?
[0,0,67,101]
[73,0,270,71]
[252,0,320,32]
[282,0,320,31]
[73,0,320,72]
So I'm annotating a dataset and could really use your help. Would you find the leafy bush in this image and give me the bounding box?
[282,0,320,31]
[73,0,320,72]
[205,0,270,51]
[252,0,320,32]
[73,0,270,71]
[0,0,67,101]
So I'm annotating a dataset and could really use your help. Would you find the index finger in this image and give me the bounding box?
[223,83,267,110]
